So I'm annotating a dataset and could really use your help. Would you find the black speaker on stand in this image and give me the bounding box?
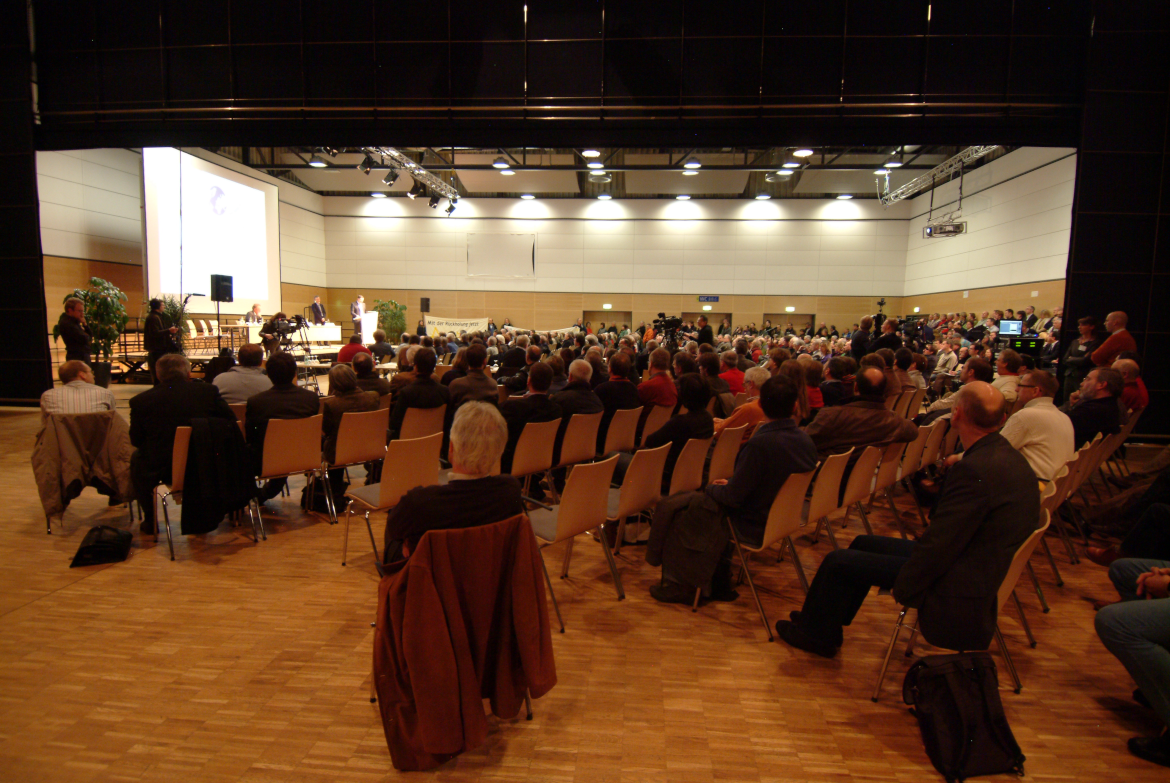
[210,275,233,350]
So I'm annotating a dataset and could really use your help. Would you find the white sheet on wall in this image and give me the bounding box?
[466,233,535,277]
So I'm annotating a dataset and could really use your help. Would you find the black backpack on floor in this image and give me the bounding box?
[902,653,1025,782]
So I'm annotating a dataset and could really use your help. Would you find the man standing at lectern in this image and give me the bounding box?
[311,295,327,325]
[350,295,364,336]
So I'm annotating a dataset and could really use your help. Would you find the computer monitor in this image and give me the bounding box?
[999,320,1023,336]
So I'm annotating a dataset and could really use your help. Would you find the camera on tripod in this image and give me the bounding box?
[653,312,683,351]
[273,314,306,336]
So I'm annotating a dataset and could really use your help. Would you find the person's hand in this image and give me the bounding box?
[168,326,178,334]
[1069,391,1081,405]
[711,479,728,486]
[943,454,962,468]
[1137,572,1170,599]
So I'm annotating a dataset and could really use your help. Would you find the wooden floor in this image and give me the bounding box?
[2,387,1166,782]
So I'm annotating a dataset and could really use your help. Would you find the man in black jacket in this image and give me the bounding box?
[777,382,1038,658]
[1066,366,1124,448]
[352,352,392,397]
[870,317,904,353]
[57,297,92,363]
[245,352,320,499]
[129,353,235,533]
[643,374,715,494]
[311,295,327,325]
[694,316,714,348]
[499,334,528,370]
[143,298,179,385]
[550,359,604,468]
[500,362,562,473]
[594,352,642,452]
[388,348,449,440]
[850,316,873,360]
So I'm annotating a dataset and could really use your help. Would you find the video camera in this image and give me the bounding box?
[273,314,306,336]
[653,313,683,351]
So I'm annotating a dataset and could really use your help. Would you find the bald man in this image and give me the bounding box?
[1093,311,1137,366]
[777,382,1039,658]
[1114,358,1149,412]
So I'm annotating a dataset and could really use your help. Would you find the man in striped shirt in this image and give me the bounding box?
[40,361,117,424]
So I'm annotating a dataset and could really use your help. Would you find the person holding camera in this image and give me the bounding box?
[259,312,287,356]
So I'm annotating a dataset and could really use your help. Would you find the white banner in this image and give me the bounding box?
[424,315,490,338]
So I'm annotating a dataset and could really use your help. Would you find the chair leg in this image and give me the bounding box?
[161,495,176,561]
[785,536,810,595]
[596,526,625,600]
[904,618,920,657]
[1040,536,1064,587]
[1011,589,1037,648]
[994,625,1022,693]
[524,689,533,720]
[727,520,773,642]
[560,536,575,579]
[363,511,381,565]
[856,502,874,535]
[538,552,565,633]
[1025,562,1050,613]
[614,515,626,556]
[46,514,52,535]
[342,504,353,565]
[886,490,910,539]
[321,468,338,525]
[873,607,909,702]
[692,586,702,613]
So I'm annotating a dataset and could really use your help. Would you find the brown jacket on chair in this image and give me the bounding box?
[373,514,557,771]
[803,398,918,458]
[33,411,135,518]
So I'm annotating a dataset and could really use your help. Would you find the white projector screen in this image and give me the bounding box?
[466,233,535,277]
[143,148,281,316]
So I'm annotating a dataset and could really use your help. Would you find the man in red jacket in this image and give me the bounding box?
[1093,311,1137,367]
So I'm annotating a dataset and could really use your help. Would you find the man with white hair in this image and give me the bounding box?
[40,360,116,422]
[713,366,771,442]
[382,401,523,563]
[550,359,604,466]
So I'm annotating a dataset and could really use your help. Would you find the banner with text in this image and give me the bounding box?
[424,315,490,338]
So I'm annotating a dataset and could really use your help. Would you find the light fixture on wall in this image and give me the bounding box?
[683,156,702,169]
[492,156,510,169]
[793,148,814,158]
[382,169,399,186]
[837,194,853,200]
[785,306,796,312]
[581,149,601,158]
[702,305,712,311]
[308,154,327,168]
[597,193,612,200]
[370,192,387,198]
[913,306,920,313]
[356,155,374,174]
[521,194,535,200]
[602,303,612,309]
[676,194,691,200]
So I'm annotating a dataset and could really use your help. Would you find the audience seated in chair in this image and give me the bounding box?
[803,366,918,467]
[448,343,498,411]
[212,343,272,405]
[997,369,1074,482]
[713,366,770,443]
[352,352,392,396]
[389,347,449,440]
[245,352,319,501]
[40,360,117,422]
[500,362,561,474]
[642,374,715,494]
[594,352,641,452]
[1064,366,1123,448]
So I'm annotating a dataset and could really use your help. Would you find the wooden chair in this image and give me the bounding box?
[607,443,670,554]
[433,365,452,382]
[398,404,446,440]
[869,440,909,523]
[727,468,819,638]
[510,418,561,497]
[805,449,854,549]
[601,407,641,455]
[667,437,713,496]
[318,396,332,415]
[341,432,442,566]
[731,392,749,409]
[893,423,935,532]
[873,511,1051,701]
[155,426,192,561]
[900,388,926,419]
[498,385,512,405]
[547,412,604,501]
[378,393,393,410]
[942,420,961,458]
[834,445,884,538]
[639,405,674,446]
[228,403,247,422]
[919,418,949,471]
[322,408,389,525]
[529,455,623,629]
[247,415,325,541]
[884,391,904,411]
[707,425,748,484]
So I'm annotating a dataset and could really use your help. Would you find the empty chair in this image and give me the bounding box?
[247,415,325,541]
[707,425,748,484]
[529,455,623,629]
[398,404,446,440]
[869,440,908,524]
[893,423,934,532]
[607,443,670,553]
[342,432,443,566]
[639,405,674,446]
[834,445,884,538]
[805,449,854,549]
[556,412,603,469]
[322,408,390,524]
[601,407,641,455]
[155,426,192,561]
[667,436,713,496]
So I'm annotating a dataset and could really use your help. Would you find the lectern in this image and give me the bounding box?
[359,311,379,344]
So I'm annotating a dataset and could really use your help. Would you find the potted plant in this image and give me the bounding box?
[52,277,129,388]
[373,298,408,339]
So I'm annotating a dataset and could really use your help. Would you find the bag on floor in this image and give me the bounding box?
[902,652,1025,782]
[70,525,133,568]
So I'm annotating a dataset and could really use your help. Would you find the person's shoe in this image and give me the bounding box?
[1127,732,1170,768]
[789,611,843,646]
[708,587,739,602]
[775,620,839,659]
[649,582,698,605]
[1087,546,1121,567]
[139,519,156,535]
[1134,689,1153,709]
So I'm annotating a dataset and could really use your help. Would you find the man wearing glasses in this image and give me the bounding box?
[998,369,1075,481]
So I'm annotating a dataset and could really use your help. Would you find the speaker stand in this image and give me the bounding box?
[216,300,222,352]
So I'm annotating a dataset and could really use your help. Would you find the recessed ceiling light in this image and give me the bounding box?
[765,170,793,183]
[520,194,535,200]
[597,193,612,200]
[884,159,903,168]
[308,154,327,168]
[874,169,889,175]
[370,192,387,198]
[754,192,771,200]
[676,194,691,200]
[682,170,699,176]
[500,169,515,176]
[492,156,510,169]
[793,149,814,158]
[581,149,601,158]
[782,161,800,169]
[589,171,612,183]
[837,194,853,200]
[586,161,604,169]
[683,156,702,169]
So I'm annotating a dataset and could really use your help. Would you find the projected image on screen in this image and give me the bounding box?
[143,147,281,316]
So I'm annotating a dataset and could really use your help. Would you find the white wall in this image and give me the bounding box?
[904,147,1076,296]
[36,148,143,264]
[323,197,912,297]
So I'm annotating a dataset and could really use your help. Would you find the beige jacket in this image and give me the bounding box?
[32,411,134,517]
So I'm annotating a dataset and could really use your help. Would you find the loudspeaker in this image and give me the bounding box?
[420,297,430,313]
[210,274,233,303]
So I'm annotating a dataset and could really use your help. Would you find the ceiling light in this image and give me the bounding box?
[884,159,903,168]
[308,154,327,168]
[370,192,387,198]
[702,305,713,311]
[520,194,535,200]
[785,306,796,313]
[874,169,889,175]
[597,193,612,200]
[837,194,853,200]
[492,156,510,169]
[675,194,691,200]
[793,149,814,158]
[765,171,793,183]
[382,169,399,186]
[586,161,604,169]
[428,194,441,208]
[683,156,702,169]
[589,171,612,183]
[602,303,612,310]
[782,161,800,168]
[754,192,771,200]
[581,149,601,158]
[500,169,515,176]
[445,199,457,216]
[356,155,374,174]
[406,179,424,199]
[682,170,698,176]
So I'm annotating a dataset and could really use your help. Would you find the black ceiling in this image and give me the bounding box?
[30,0,1093,150]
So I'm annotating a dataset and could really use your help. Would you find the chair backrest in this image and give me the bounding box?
[668,436,713,495]
[640,404,674,446]
[898,423,933,479]
[260,415,324,479]
[1067,435,1101,494]
[433,365,452,381]
[318,396,331,415]
[332,408,390,467]
[545,454,619,543]
[378,393,393,410]
[840,445,883,507]
[602,407,641,454]
[731,392,748,409]
[378,432,443,508]
[807,448,854,523]
[757,467,819,550]
[510,418,561,477]
[919,418,949,471]
[707,425,748,484]
[498,385,511,405]
[1006,394,1027,417]
[996,511,1051,611]
[902,388,926,419]
[399,404,446,440]
[873,440,908,494]
[557,412,604,468]
[170,426,192,492]
[705,397,716,415]
[942,419,961,457]
[228,403,247,422]
[1040,477,1059,513]
[186,319,199,336]
[612,443,670,520]
[884,392,903,411]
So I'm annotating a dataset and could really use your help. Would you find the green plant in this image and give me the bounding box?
[158,295,190,352]
[373,298,408,338]
[52,277,129,360]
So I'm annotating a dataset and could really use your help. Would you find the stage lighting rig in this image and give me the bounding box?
[358,147,460,202]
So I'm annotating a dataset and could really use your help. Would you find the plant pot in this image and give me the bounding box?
[92,361,112,388]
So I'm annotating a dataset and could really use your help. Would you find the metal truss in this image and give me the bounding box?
[877,146,999,207]
[359,147,460,201]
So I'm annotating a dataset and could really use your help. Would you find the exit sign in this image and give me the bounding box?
[697,295,719,302]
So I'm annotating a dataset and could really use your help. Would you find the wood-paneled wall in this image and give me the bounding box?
[43,256,145,331]
[902,280,1066,320]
